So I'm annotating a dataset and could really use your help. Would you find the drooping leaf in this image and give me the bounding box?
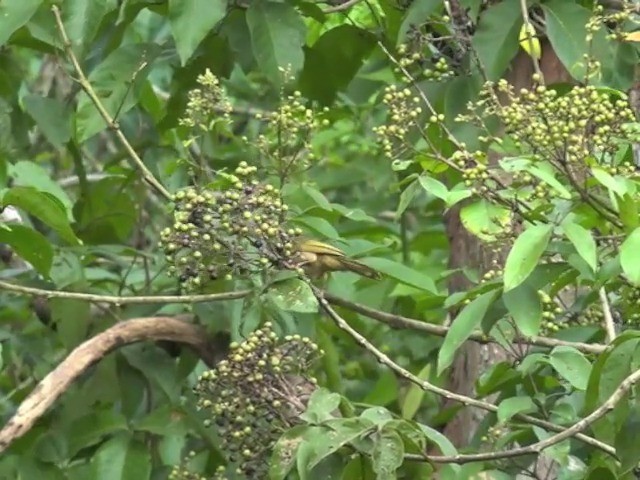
[3,186,80,244]
[22,95,72,147]
[246,0,306,86]
[371,428,404,480]
[0,0,42,46]
[561,220,597,272]
[549,346,592,391]
[0,224,53,275]
[503,284,543,337]
[168,0,227,65]
[503,224,553,292]
[438,289,500,374]
[497,396,537,423]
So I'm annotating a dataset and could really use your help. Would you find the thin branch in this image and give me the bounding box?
[0,279,250,304]
[0,316,223,454]
[599,286,616,342]
[323,0,363,13]
[0,278,606,354]
[51,5,172,201]
[324,292,607,355]
[314,288,615,457]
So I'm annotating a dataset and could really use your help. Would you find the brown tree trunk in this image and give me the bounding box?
[442,42,571,447]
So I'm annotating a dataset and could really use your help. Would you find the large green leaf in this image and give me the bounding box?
[503,224,553,292]
[549,346,592,391]
[62,0,117,55]
[246,0,306,86]
[8,161,74,216]
[0,0,42,46]
[437,289,500,374]
[0,224,53,275]
[471,0,521,80]
[299,25,376,104]
[371,428,404,480]
[3,186,80,244]
[267,278,319,313]
[503,284,542,337]
[561,220,597,273]
[169,0,227,65]
[22,95,72,148]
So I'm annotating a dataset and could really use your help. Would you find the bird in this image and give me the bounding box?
[293,238,381,279]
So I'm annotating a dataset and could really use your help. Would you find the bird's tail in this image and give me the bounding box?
[337,258,382,279]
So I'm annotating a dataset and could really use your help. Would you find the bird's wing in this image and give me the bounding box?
[301,239,346,257]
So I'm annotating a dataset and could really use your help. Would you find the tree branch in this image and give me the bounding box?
[51,5,172,201]
[0,316,223,454]
[314,288,615,457]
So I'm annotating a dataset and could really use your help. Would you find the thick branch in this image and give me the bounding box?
[0,316,220,454]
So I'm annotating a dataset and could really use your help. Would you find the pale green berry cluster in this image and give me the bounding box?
[179,69,232,131]
[160,162,300,291]
[192,322,322,479]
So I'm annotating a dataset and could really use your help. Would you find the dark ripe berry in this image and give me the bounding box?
[179,274,189,283]
[189,209,204,227]
[181,236,191,247]
[244,185,255,194]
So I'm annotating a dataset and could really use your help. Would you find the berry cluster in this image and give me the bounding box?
[374,85,424,159]
[192,322,321,479]
[179,69,232,131]
[471,81,635,167]
[160,163,301,291]
[253,90,327,178]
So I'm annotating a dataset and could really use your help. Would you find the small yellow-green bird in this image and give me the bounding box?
[294,239,381,279]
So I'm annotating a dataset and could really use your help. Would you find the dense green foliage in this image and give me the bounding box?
[2,1,640,479]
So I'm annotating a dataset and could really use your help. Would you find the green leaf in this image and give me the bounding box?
[549,346,592,390]
[503,224,553,292]
[620,227,640,285]
[293,215,340,240]
[561,221,597,272]
[503,284,542,337]
[460,199,512,241]
[397,0,441,43]
[0,224,53,275]
[75,43,161,141]
[471,0,521,79]
[62,0,116,56]
[0,0,42,46]
[88,433,151,480]
[168,0,227,65]
[302,418,375,471]
[362,257,437,293]
[300,388,342,424]
[618,193,639,232]
[299,25,376,104]
[401,364,430,420]
[8,161,74,217]
[270,425,308,480]
[2,186,80,244]
[268,278,319,313]
[418,174,449,202]
[22,95,72,147]
[302,183,332,211]
[438,289,500,375]
[396,177,420,218]
[591,167,627,196]
[497,396,536,423]
[371,429,404,480]
[246,0,306,85]
[73,179,136,244]
[542,1,600,80]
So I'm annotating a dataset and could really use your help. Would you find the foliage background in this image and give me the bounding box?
[0,0,639,479]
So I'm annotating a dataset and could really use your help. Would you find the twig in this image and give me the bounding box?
[324,292,607,355]
[51,5,172,201]
[323,0,363,13]
[0,279,250,304]
[314,288,615,457]
[599,287,616,342]
[0,316,223,453]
